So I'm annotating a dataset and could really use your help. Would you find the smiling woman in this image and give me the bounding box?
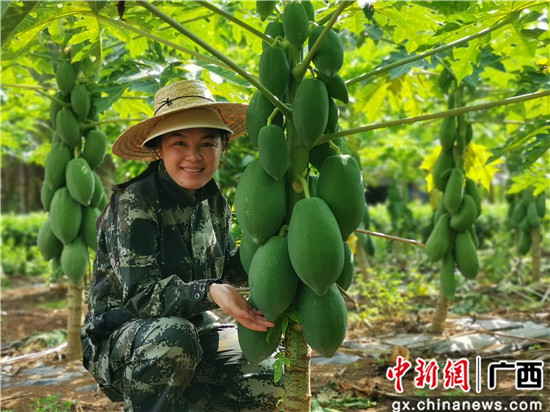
[81,80,283,412]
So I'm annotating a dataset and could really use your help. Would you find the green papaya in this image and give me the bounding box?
[61,237,89,284]
[308,174,319,197]
[246,91,283,148]
[454,230,479,279]
[56,108,82,148]
[309,141,340,171]
[301,0,315,21]
[336,241,354,291]
[249,236,299,321]
[443,168,464,215]
[469,225,479,249]
[56,61,76,96]
[66,157,95,206]
[318,155,365,240]
[44,142,72,190]
[316,72,349,104]
[51,255,63,281]
[293,79,329,149]
[41,181,54,212]
[90,171,106,209]
[282,2,309,49]
[263,21,284,50]
[365,234,376,256]
[437,69,453,92]
[425,214,451,262]
[464,178,482,217]
[256,0,276,21]
[324,97,339,134]
[70,84,91,121]
[259,47,290,99]
[258,125,290,181]
[49,92,66,128]
[237,296,282,365]
[432,148,454,191]
[50,187,83,245]
[82,129,107,169]
[526,202,541,227]
[298,282,347,358]
[81,206,101,250]
[439,116,457,151]
[239,231,260,274]
[235,160,286,245]
[37,219,63,261]
[535,194,546,218]
[450,194,477,232]
[287,197,344,296]
[440,251,456,300]
[51,130,61,144]
[465,121,473,145]
[308,26,344,78]
[511,200,527,225]
[517,229,531,255]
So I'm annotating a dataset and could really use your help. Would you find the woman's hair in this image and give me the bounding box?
[145,129,230,152]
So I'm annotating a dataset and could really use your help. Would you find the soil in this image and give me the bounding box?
[1,277,549,412]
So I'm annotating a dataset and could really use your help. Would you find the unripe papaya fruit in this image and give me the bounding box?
[41,181,54,212]
[432,148,454,191]
[465,178,482,217]
[256,0,277,21]
[37,219,63,261]
[293,78,329,149]
[56,108,82,148]
[365,234,376,256]
[450,194,477,232]
[50,92,66,128]
[50,187,83,245]
[526,202,541,227]
[90,171,106,209]
[517,229,531,255]
[318,155,365,240]
[336,241,354,291]
[298,282,347,358]
[258,125,290,181]
[511,200,527,225]
[443,168,464,215]
[56,61,76,96]
[324,97,339,134]
[81,206,101,250]
[240,231,260,274]
[302,0,315,21]
[454,230,479,279]
[308,26,344,78]
[61,237,89,284]
[287,197,344,296]
[469,225,479,249]
[440,251,456,300]
[425,213,451,262]
[66,157,95,206]
[259,47,290,99]
[263,21,284,50]
[82,129,107,169]
[70,84,91,121]
[439,116,457,151]
[246,91,283,148]
[535,194,546,218]
[282,2,309,49]
[249,236,299,321]
[44,142,72,190]
[237,296,282,365]
[308,174,319,197]
[316,72,349,104]
[235,160,286,245]
[309,141,340,171]
[51,255,63,281]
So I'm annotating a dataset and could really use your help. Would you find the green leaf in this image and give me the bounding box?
[1,1,41,46]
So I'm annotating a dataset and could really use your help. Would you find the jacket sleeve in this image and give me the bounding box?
[113,198,218,319]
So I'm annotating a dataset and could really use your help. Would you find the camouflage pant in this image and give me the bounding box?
[83,316,283,412]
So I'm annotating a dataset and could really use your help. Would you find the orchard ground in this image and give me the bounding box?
[1,276,549,412]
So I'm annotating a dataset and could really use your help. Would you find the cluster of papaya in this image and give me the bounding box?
[509,189,546,255]
[37,55,107,284]
[237,0,364,364]
[425,105,482,300]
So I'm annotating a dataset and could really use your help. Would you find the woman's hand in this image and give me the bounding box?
[209,283,274,332]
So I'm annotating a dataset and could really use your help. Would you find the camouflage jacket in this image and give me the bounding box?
[82,161,246,340]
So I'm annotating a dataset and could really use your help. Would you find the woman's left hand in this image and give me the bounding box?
[209,283,275,332]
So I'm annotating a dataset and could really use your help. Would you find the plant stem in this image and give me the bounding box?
[355,228,425,248]
[346,12,517,86]
[318,90,550,144]
[195,1,271,44]
[292,1,353,81]
[137,1,291,118]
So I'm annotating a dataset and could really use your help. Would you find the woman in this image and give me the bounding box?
[81,80,283,412]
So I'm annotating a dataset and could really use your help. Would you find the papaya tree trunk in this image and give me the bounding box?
[283,322,311,412]
[430,289,449,334]
[530,226,541,282]
[66,278,84,361]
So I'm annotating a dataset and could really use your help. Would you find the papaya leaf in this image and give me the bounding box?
[0,1,41,46]
[463,142,503,191]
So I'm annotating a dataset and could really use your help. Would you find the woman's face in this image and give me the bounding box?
[157,128,224,191]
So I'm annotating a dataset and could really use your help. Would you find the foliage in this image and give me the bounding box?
[31,394,75,412]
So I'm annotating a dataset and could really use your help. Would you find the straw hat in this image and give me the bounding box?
[112,80,248,161]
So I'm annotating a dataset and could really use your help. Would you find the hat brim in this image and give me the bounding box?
[112,102,248,161]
